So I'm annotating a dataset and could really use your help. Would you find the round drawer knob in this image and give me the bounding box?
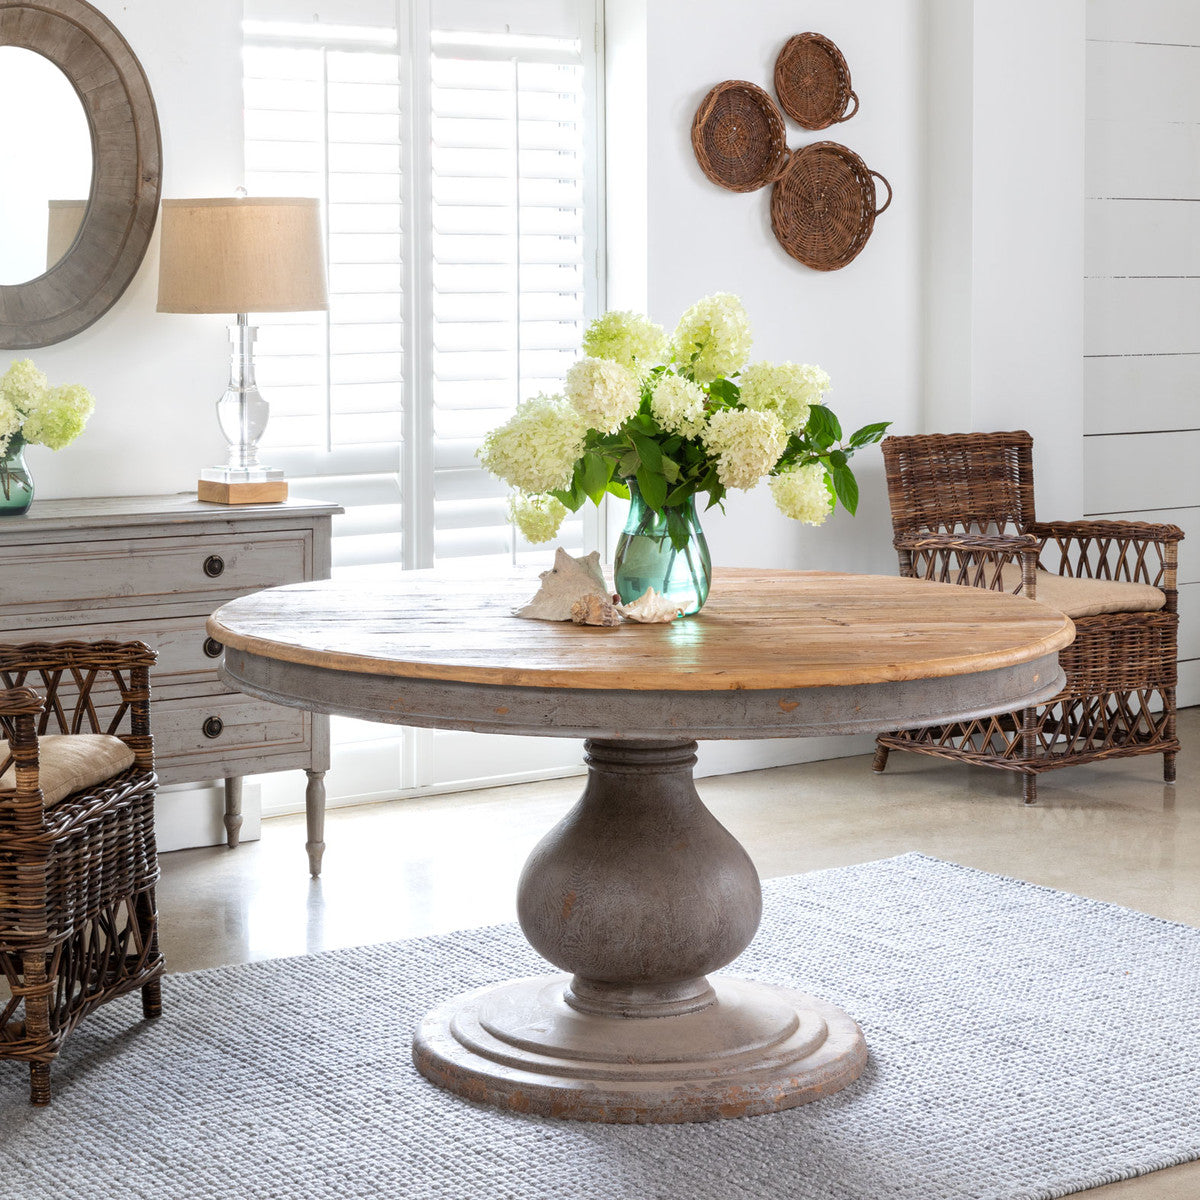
[203,554,225,578]
[202,716,224,739]
[203,637,223,659]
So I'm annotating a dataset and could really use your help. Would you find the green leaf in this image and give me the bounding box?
[665,482,694,506]
[617,449,640,478]
[635,466,669,511]
[661,456,681,484]
[830,465,859,515]
[708,378,740,406]
[848,420,891,448]
[828,449,848,468]
[581,452,609,504]
[665,507,690,550]
[805,404,840,450]
[630,432,662,471]
[606,478,631,500]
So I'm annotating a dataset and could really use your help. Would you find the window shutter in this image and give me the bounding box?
[428,17,600,568]
[244,18,405,572]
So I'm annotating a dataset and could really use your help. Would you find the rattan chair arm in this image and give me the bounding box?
[1028,521,1183,592]
[0,640,157,673]
[893,531,1040,554]
[893,532,1039,597]
[1027,520,1184,543]
[0,687,45,717]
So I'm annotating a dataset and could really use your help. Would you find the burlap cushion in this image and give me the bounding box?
[0,734,136,807]
[997,566,1166,620]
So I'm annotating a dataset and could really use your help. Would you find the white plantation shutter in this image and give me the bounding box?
[428,22,600,566]
[242,0,604,807]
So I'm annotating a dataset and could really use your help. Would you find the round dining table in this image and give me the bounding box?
[208,567,1073,1125]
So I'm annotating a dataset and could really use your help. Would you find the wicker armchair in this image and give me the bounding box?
[0,641,163,1105]
[873,432,1183,803]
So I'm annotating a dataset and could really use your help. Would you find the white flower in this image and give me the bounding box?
[582,310,668,376]
[702,407,787,490]
[739,361,830,434]
[769,463,834,525]
[507,492,569,543]
[565,357,642,434]
[0,395,21,456]
[671,293,753,384]
[476,393,586,494]
[649,374,707,439]
[21,383,94,450]
[0,359,49,414]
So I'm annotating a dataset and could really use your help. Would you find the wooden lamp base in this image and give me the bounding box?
[198,478,289,505]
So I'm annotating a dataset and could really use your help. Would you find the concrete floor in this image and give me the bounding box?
[159,710,1200,1199]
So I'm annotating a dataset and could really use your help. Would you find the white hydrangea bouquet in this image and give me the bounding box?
[477,293,889,551]
[0,359,96,511]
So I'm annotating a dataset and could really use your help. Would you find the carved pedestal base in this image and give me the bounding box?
[412,739,867,1123]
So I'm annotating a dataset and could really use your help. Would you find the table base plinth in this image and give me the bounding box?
[412,974,867,1124]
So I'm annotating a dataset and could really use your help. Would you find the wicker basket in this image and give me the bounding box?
[770,141,891,271]
[774,33,858,130]
[691,80,790,193]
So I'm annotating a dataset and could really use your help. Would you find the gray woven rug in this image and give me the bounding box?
[2,853,1199,1200]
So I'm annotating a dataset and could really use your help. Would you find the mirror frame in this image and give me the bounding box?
[0,0,161,348]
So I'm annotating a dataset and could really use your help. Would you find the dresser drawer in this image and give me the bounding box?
[2,530,310,612]
[1,612,228,687]
[152,691,309,767]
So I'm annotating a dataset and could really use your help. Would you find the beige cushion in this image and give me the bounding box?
[997,566,1166,619]
[0,734,136,807]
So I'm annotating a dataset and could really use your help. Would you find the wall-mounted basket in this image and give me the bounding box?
[774,33,858,130]
[691,80,790,193]
[770,141,891,271]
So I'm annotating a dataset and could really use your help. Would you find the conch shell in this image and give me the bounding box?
[617,587,683,623]
[514,548,608,621]
[570,594,622,626]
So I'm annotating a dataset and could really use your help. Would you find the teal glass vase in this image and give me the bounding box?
[613,477,712,616]
[0,435,33,515]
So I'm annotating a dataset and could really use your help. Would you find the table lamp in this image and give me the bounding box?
[157,196,328,504]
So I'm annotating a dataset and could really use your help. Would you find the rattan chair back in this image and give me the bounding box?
[881,431,1035,539]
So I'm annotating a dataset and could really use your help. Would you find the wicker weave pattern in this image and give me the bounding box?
[774,33,859,130]
[691,80,790,193]
[770,141,891,271]
[873,432,1183,803]
[0,641,162,1106]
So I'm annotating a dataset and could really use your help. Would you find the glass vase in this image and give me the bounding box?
[614,478,712,616]
[0,435,34,515]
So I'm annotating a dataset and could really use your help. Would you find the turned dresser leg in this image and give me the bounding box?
[223,776,244,848]
[305,769,327,877]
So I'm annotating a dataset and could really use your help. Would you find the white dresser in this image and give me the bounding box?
[0,494,342,875]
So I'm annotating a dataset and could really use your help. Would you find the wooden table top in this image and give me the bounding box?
[208,569,1074,693]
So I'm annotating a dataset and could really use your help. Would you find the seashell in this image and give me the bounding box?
[617,587,683,623]
[570,593,623,626]
[514,548,609,621]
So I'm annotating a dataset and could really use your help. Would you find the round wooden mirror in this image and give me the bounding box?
[0,0,161,349]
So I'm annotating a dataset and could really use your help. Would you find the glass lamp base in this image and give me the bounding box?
[201,465,286,484]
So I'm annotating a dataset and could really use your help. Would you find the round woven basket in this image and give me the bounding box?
[770,141,892,271]
[774,33,858,130]
[691,80,790,193]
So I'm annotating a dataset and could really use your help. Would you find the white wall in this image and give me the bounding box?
[17,0,243,499]
[923,0,1087,519]
[1083,1,1200,706]
[9,0,1102,804]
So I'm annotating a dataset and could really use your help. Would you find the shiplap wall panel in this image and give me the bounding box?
[1087,0,1200,45]
[1178,582,1200,658]
[1083,432,1199,515]
[1086,278,1200,355]
[1087,41,1200,124]
[1085,356,1200,435]
[1085,199,1200,276]
[1086,119,1200,198]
